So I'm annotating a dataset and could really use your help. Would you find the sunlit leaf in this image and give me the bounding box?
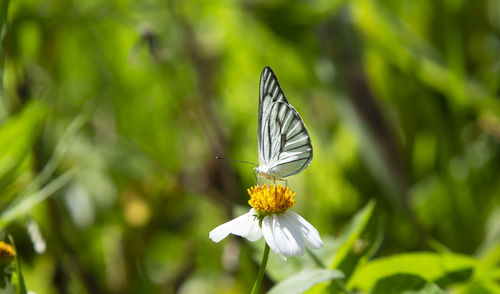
[349,252,478,291]
[0,102,46,193]
[268,269,344,294]
[369,273,446,294]
[330,200,376,270]
[370,273,426,294]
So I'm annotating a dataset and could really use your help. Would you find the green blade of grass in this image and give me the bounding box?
[0,168,79,228]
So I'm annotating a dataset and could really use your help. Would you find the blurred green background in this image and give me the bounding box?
[1,0,500,293]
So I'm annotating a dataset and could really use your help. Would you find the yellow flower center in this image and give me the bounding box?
[247,184,296,214]
[0,241,15,267]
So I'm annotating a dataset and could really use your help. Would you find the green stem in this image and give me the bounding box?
[306,248,326,268]
[251,243,270,294]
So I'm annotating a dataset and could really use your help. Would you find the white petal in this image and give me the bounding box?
[262,215,283,259]
[287,211,323,249]
[273,213,306,257]
[209,214,246,243]
[244,209,263,241]
[209,209,261,243]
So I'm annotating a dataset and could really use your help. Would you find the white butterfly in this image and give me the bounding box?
[254,67,313,182]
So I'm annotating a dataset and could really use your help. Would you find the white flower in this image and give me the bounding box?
[209,184,323,260]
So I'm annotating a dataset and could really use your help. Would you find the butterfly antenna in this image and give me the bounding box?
[216,156,258,166]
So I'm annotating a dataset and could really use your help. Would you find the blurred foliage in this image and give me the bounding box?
[0,0,500,293]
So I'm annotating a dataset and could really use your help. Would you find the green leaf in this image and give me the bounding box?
[0,0,9,83]
[434,267,473,288]
[0,168,78,227]
[268,269,344,294]
[334,218,384,282]
[8,237,26,294]
[370,273,427,294]
[330,200,376,270]
[0,102,46,193]
[308,200,378,294]
[348,252,477,291]
[369,273,447,294]
[403,283,447,294]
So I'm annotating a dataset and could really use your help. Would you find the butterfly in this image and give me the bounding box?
[254,66,313,183]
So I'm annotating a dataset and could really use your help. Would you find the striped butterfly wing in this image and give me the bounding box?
[258,67,313,178]
[258,66,289,163]
[261,101,313,177]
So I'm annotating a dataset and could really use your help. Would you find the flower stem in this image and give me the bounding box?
[251,243,270,294]
[306,248,325,268]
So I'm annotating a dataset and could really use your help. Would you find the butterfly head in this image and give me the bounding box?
[254,165,283,183]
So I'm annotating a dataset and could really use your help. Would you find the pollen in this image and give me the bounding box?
[248,184,296,214]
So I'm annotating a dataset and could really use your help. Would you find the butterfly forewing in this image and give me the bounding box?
[257,67,313,179]
[258,67,289,162]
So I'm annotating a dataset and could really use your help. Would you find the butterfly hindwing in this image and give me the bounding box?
[261,101,312,177]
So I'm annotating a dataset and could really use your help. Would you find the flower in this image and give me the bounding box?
[0,241,15,267]
[209,184,323,260]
